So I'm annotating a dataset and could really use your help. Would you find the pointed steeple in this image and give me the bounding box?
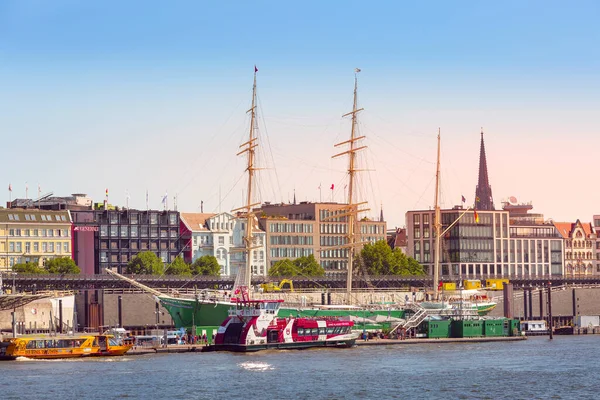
[474,129,495,210]
[380,203,384,222]
[293,189,297,205]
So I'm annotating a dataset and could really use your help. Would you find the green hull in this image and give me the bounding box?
[159,297,232,328]
[160,296,406,331]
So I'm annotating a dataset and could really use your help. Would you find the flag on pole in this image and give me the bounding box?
[461,195,466,203]
[318,183,321,190]
[474,210,480,223]
[146,189,149,210]
[8,183,12,192]
[162,192,168,204]
[254,65,258,73]
[330,184,334,190]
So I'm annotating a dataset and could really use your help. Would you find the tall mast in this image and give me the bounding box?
[433,130,442,300]
[333,68,366,300]
[236,66,259,290]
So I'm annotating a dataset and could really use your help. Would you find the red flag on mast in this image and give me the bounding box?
[254,65,258,73]
[330,184,334,190]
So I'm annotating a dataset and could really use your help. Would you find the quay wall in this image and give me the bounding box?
[4,286,600,332]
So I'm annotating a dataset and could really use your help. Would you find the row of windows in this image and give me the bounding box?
[271,235,313,245]
[8,241,69,254]
[297,326,351,336]
[100,226,178,238]
[320,236,347,247]
[566,240,594,248]
[320,249,349,259]
[360,224,384,235]
[8,228,70,238]
[320,224,347,234]
[509,227,560,238]
[7,214,68,222]
[319,209,348,222]
[269,223,314,233]
[320,260,348,270]
[105,213,178,225]
[99,241,177,251]
[270,248,314,258]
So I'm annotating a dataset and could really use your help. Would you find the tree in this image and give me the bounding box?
[358,240,425,276]
[268,258,296,277]
[126,251,164,275]
[293,254,325,276]
[13,262,47,274]
[268,254,325,277]
[165,256,192,276]
[44,257,80,274]
[191,255,221,276]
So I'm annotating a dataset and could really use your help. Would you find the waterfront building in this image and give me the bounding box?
[593,215,600,273]
[406,200,564,278]
[553,220,596,276]
[71,208,181,274]
[406,133,564,278]
[180,212,267,276]
[387,227,407,253]
[0,209,72,271]
[256,202,386,271]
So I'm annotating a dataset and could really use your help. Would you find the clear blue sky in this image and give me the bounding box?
[2,1,599,227]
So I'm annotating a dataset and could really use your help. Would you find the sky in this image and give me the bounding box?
[1,1,599,228]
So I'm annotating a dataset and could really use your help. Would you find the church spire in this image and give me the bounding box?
[380,203,384,222]
[474,129,495,210]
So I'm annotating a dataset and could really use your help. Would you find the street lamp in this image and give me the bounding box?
[11,272,17,294]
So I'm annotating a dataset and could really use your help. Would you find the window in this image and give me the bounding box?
[34,242,39,252]
[9,242,14,252]
[25,242,31,253]
[33,229,39,236]
[42,243,47,252]
[9,229,14,236]
[48,229,54,237]
[15,242,22,252]
[218,236,224,245]
[110,226,118,237]
[55,215,61,221]
[150,213,158,224]
[8,214,14,221]
[48,243,54,252]
[63,242,69,253]
[130,226,138,237]
[169,214,177,225]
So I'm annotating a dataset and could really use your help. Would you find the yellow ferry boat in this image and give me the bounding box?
[1,334,133,360]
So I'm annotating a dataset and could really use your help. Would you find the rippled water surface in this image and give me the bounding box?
[1,336,599,399]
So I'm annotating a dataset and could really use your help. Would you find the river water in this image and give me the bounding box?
[1,336,598,400]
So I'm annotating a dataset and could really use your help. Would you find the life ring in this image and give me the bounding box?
[285,329,291,335]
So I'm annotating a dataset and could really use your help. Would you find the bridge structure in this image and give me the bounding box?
[3,273,600,293]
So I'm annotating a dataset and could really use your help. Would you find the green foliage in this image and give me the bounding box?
[191,255,221,276]
[13,262,47,274]
[165,256,192,276]
[44,257,81,274]
[268,258,296,277]
[126,251,164,275]
[293,254,324,276]
[357,240,425,276]
[268,254,325,277]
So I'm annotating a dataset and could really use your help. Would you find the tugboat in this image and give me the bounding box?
[203,287,358,352]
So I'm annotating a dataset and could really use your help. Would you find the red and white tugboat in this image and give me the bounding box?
[204,287,358,352]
